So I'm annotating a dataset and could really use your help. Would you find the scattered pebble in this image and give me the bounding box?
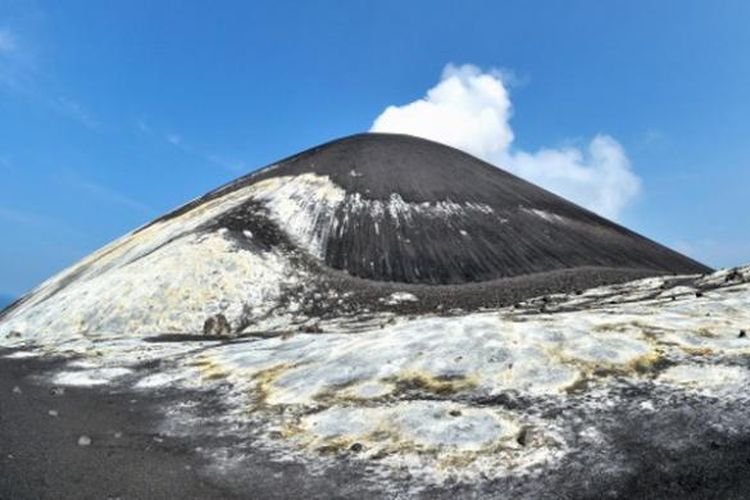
[11,385,21,394]
[740,330,747,339]
[77,435,92,447]
[203,313,232,336]
[113,431,123,439]
[640,400,656,412]
[49,387,65,396]
[725,269,742,282]
[516,428,531,447]
[300,322,323,333]
[48,409,59,417]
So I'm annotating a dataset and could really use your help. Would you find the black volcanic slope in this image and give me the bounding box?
[155,133,710,286]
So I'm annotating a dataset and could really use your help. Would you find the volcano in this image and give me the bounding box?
[0,133,709,337]
[3,134,750,500]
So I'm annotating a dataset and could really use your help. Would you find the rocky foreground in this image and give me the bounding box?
[2,265,749,499]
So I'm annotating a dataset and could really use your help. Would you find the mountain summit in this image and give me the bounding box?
[200,133,709,284]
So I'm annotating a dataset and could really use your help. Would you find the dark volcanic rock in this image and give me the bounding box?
[154,133,710,285]
[203,313,232,336]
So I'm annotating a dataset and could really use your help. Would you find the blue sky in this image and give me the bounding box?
[1,0,749,296]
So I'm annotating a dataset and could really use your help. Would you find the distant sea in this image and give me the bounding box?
[0,294,15,310]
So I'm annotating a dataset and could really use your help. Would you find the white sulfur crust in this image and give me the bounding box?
[251,175,496,258]
[522,207,566,223]
[658,364,749,392]
[301,401,520,452]
[381,291,419,305]
[0,232,294,337]
[250,174,346,259]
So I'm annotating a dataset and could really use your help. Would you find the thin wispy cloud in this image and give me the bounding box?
[53,96,99,129]
[76,180,152,215]
[135,120,188,150]
[636,128,667,151]
[135,118,151,134]
[136,119,246,174]
[0,205,87,241]
[643,129,664,145]
[164,131,197,155]
[166,132,184,147]
[0,27,35,90]
[0,206,50,226]
[0,28,17,53]
[0,26,99,130]
[371,64,641,220]
[206,154,247,173]
[58,169,154,216]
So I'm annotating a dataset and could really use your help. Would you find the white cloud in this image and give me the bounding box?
[371,64,641,220]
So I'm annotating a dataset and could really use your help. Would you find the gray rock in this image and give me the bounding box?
[203,313,232,336]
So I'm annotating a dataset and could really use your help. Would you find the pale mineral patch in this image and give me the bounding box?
[53,367,133,387]
[250,174,346,259]
[301,401,520,452]
[658,364,749,392]
[2,350,39,359]
[382,292,419,305]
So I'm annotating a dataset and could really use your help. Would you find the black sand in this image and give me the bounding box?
[0,353,238,500]
[4,349,750,499]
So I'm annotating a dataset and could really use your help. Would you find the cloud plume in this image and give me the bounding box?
[371,64,640,220]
